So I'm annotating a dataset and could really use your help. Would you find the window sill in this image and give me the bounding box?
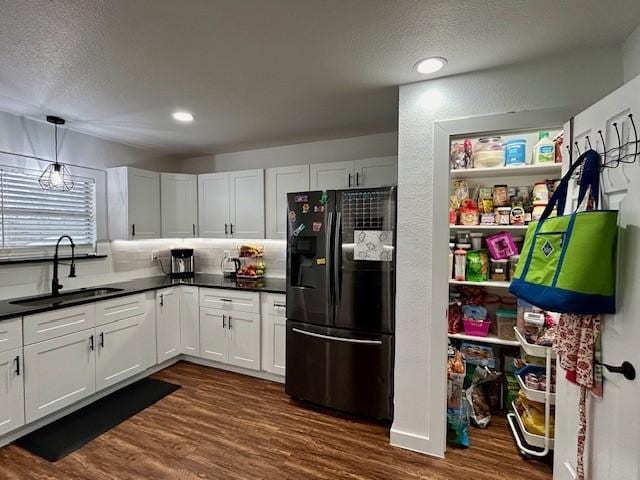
[0,254,108,266]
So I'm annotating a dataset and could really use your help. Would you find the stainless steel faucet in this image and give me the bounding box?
[52,235,76,296]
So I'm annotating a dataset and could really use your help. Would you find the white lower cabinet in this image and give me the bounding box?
[0,348,24,436]
[200,306,260,371]
[227,310,260,370]
[96,315,146,391]
[24,329,96,423]
[156,288,181,362]
[261,294,286,376]
[180,286,200,356]
[200,307,228,363]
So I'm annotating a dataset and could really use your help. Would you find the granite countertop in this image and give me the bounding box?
[0,274,286,321]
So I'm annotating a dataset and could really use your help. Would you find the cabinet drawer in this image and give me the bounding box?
[95,293,146,326]
[262,293,286,317]
[0,318,23,353]
[199,288,259,314]
[24,305,96,345]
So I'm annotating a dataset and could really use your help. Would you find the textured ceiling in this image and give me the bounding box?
[0,0,639,156]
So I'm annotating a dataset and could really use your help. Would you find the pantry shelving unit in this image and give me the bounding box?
[440,111,568,457]
[507,327,556,456]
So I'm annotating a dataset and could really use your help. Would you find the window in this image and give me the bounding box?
[0,165,97,257]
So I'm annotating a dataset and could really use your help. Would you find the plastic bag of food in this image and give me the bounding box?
[466,365,502,428]
[466,250,489,282]
[447,401,470,448]
[515,391,555,436]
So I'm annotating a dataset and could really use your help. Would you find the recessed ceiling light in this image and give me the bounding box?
[172,111,194,122]
[414,57,447,75]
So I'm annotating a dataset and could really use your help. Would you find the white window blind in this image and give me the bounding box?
[0,165,97,257]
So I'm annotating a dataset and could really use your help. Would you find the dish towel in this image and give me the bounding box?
[554,313,601,480]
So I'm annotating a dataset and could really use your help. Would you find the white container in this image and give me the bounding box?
[470,233,483,250]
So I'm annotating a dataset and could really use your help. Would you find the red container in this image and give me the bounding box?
[463,319,492,337]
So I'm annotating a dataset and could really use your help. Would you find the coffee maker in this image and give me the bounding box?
[170,248,194,278]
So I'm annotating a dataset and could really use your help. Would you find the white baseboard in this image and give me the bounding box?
[389,428,445,458]
[183,355,285,384]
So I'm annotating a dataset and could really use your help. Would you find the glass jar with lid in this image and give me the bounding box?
[473,137,504,168]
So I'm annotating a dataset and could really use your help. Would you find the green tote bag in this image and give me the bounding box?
[510,150,618,314]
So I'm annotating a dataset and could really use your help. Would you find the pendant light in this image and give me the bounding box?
[39,115,74,191]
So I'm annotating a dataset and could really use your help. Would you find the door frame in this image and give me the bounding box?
[421,106,575,457]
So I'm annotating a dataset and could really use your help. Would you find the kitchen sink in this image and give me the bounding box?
[10,287,124,307]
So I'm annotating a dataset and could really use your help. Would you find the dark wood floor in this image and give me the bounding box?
[0,362,552,480]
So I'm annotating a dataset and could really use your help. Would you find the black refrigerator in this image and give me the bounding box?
[285,187,396,420]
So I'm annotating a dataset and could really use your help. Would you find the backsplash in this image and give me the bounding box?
[0,238,286,301]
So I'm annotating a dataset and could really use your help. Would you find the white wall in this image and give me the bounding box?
[179,131,398,173]
[391,45,623,456]
[623,23,640,82]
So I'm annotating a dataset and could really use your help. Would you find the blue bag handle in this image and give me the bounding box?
[539,149,601,223]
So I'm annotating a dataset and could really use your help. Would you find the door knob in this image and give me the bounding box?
[597,360,636,380]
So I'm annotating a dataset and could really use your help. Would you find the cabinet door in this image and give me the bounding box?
[263,315,286,376]
[354,156,397,188]
[96,315,145,391]
[265,165,310,239]
[229,169,265,238]
[24,330,96,423]
[156,289,181,362]
[199,308,228,363]
[180,286,200,356]
[227,311,260,371]
[198,173,230,238]
[0,348,24,436]
[127,168,161,239]
[309,161,354,190]
[161,173,198,237]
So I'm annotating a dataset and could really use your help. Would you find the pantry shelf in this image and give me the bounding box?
[450,163,562,179]
[449,225,529,232]
[449,279,511,289]
[448,332,519,347]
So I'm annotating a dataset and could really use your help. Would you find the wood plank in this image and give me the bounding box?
[0,362,552,479]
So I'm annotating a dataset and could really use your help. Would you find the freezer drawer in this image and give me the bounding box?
[285,320,393,420]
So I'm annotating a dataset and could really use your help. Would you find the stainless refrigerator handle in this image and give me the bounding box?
[333,212,341,304]
[292,328,382,345]
[326,211,334,306]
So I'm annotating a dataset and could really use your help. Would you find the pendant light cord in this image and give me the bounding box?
[54,123,58,165]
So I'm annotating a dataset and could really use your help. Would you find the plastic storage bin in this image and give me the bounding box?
[496,309,517,340]
[463,319,492,337]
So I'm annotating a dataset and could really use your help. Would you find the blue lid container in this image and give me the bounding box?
[504,138,527,166]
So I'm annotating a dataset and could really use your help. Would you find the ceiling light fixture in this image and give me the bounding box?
[414,56,447,75]
[172,111,194,122]
[39,116,74,191]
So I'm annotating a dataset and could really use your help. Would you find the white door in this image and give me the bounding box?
[198,173,230,237]
[310,161,355,190]
[227,310,260,371]
[229,169,265,238]
[265,165,310,239]
[199,308,228,363]
[95,315,145,391]
[180,286,200,356]
[0,348,24,436]
[354,156,397,188]
[24,329,96,422]
[161,173,198,237]
[156,288,181,362]
[554,76,640,480]
[127,168,161,239]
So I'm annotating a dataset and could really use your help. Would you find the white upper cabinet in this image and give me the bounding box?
[161,173,198,238]
[309,160,354,190]
[198,172,230,238]
[310,157,397,190]
[198,170,264,239]
[107,167,161,240]
[0,348,24,436]
[354,156,397,188]
[265,165,310,239]
[229,169,265,238]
